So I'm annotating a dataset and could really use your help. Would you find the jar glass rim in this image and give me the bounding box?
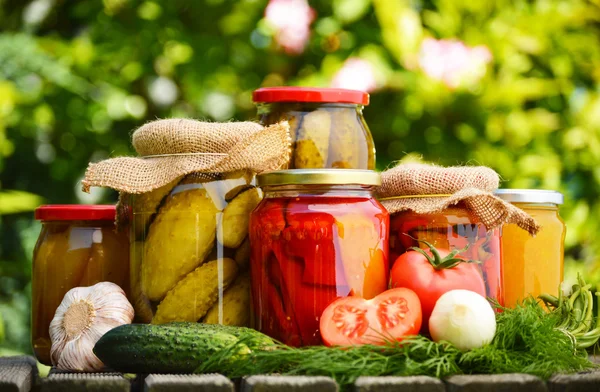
[257,169,380,187]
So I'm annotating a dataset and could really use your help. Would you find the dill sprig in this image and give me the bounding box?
[196,299,596,389]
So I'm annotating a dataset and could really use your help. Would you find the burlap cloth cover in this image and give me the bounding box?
[81,119,291,194]
[377,163,539,235]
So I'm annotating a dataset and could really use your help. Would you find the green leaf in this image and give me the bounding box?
[0,190,43,215]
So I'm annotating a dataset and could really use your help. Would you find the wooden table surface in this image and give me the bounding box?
[1,355,600,392]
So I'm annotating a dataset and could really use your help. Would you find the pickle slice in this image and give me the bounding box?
[328,109,360,169]
[132,178,180,241]
[142,187,218,301]
[130,240,154,323]
[203,273,251,326]
[218,188,261,249]
[234,237,251,269]
[152,258,238,324]
[293,109,332,168]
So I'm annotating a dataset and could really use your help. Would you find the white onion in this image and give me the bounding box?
[429,289,496,351]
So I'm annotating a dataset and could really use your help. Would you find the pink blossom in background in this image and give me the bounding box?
[330,58,377,92]
[418,38,493,89]
[265,0,315,55]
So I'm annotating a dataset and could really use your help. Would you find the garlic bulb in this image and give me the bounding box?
[49,282,134,371]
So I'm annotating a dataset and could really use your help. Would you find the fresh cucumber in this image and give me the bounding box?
[93,322,274,374]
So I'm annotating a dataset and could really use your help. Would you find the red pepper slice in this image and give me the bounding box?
[265,252,303,346]
[272,241,341,345]
[284,201,345,287]
[391,218,430,252]
[257,199,287,240]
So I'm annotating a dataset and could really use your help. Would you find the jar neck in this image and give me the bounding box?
[512,202,559,211]
[262,184,374,198]
[256,102,363,115]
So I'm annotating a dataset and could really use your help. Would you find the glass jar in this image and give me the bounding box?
[253,87,375,170]
[130,171,257,326]
[494,189,565,307]
[250,169,389,346]
[32,205,129,365]
[389,207,503,305]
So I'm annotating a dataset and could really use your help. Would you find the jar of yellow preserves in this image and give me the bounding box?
[494,190,565,307]
[32,205,129,365]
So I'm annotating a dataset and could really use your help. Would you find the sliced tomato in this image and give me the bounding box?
[320,288,422,347]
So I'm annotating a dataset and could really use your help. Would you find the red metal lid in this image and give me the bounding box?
[35,205,116,221]
[253,87,369,105]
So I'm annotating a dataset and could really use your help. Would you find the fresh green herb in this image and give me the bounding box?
[197,300,595,389]
[459,298,591,378]
[539,274,600,349]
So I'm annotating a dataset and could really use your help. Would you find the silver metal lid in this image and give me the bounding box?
[494,189,564,205]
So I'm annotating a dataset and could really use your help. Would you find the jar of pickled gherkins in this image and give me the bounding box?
[389,207,503,304]
[250,169,388,346]
[253,87,375,169]
[494,189,565,307]
[130,170,257,326]
[32,205,129,365]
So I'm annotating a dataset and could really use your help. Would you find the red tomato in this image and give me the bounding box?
[390,247,486,333]
[319,288,422,346]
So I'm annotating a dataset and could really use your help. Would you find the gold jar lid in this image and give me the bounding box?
[257,169,381,187]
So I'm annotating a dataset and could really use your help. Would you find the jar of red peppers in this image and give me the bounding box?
[250,169,389,346]
[253,87,375,169]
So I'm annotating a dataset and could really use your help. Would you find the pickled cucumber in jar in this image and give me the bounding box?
[253,87,375,170]
[131,171,259,326]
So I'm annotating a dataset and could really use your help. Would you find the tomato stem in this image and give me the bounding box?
[407,239,475,270]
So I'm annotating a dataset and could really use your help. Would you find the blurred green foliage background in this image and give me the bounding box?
[1,0,599,359]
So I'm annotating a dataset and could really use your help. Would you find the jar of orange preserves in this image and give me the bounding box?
[250,169,388,346]
[389,207,503,305]
[32,205,129,365]
[494,189,565,307]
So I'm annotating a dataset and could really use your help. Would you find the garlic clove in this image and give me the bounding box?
[49,281,134,372]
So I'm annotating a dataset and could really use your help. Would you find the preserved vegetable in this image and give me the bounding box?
[250,169,388,346]
[131,171,259,326]
[254,87,375,170]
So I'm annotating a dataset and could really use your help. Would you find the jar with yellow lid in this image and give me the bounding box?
[494,189,565,307]
[250,169,388,346]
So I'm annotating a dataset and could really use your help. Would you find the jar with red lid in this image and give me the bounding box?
[253,87,375,170]
[32,205,129,365]
[249,169,388,346]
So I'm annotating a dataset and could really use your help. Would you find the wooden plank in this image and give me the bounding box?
[42,372,130,392]
[0,355,38,392]
[144,374,234,392]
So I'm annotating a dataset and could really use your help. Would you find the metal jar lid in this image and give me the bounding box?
[257,169,381,187]
[494,189,564,205]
